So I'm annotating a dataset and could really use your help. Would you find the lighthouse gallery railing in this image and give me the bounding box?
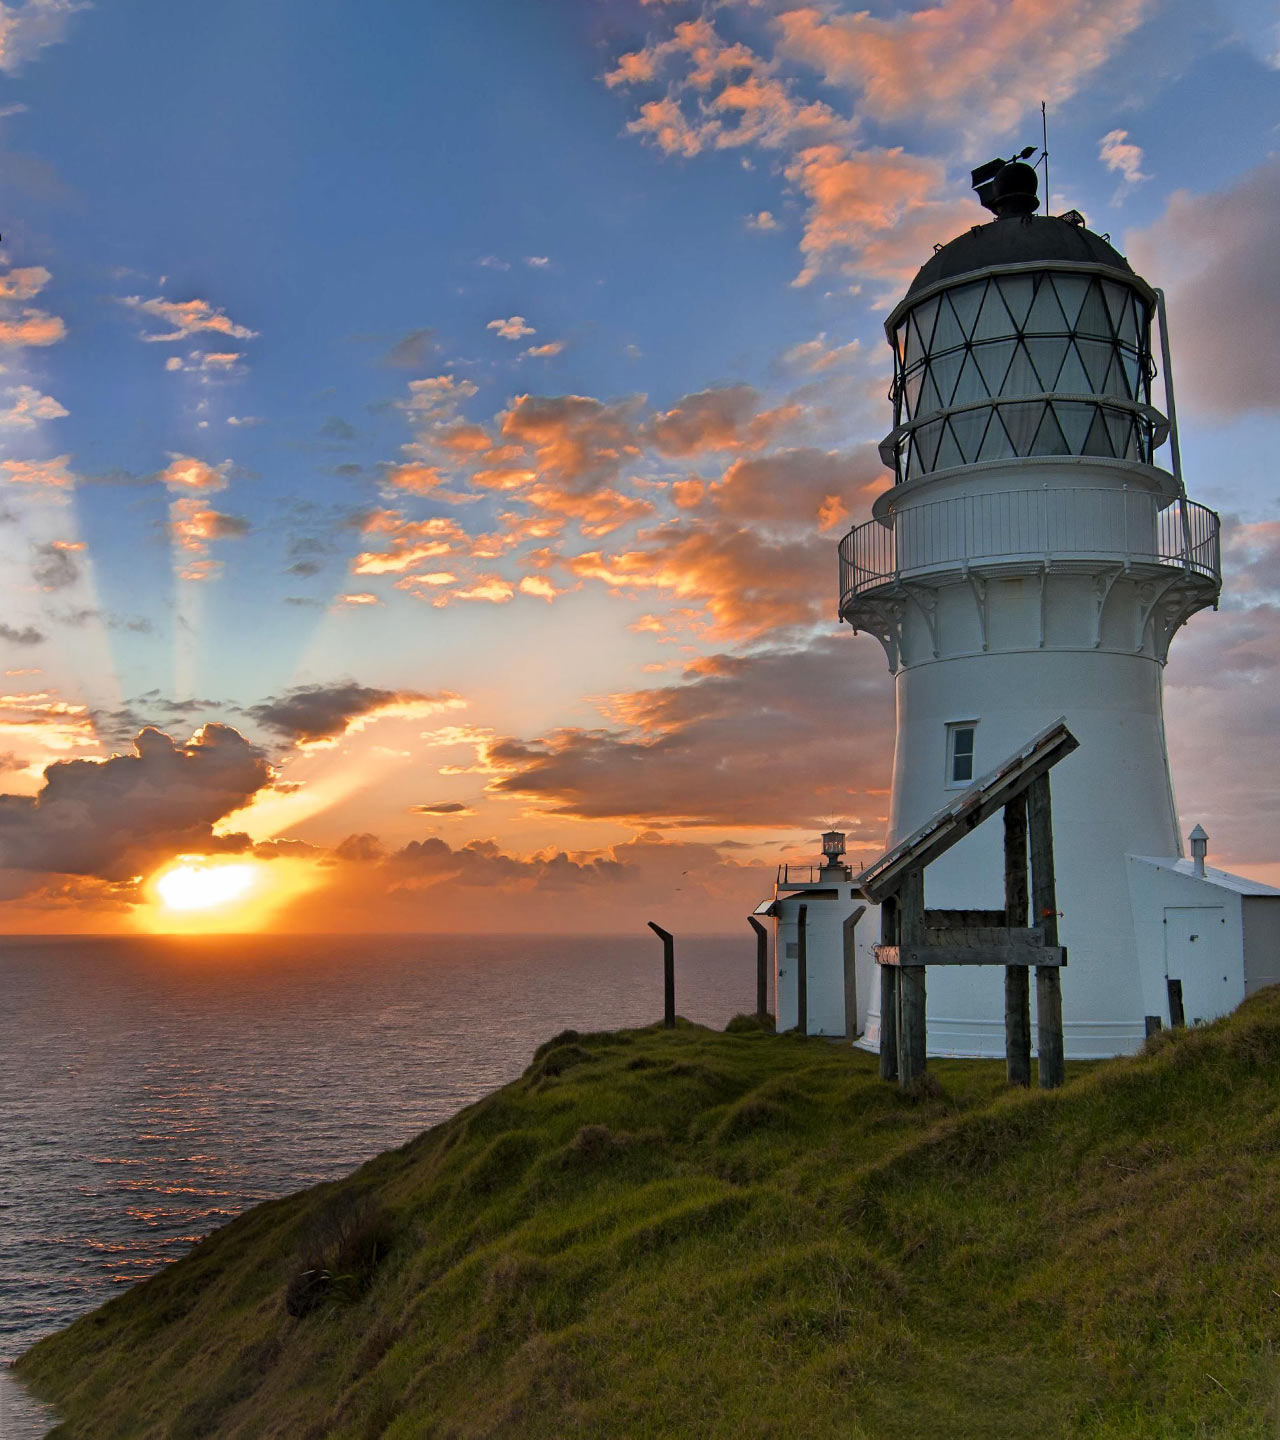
[838,487,1220,610]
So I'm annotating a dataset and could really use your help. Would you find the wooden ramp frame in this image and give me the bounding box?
[858,718,1079,1091]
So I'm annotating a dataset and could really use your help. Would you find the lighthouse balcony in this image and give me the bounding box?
[838,485,1220,618]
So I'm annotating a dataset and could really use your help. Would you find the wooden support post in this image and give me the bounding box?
[1028,774,1065,1088]
[879,898,899,1081]
[747,915,769,1020]
[796,904,808,1036]
[843,905,865,1043]
[1003,794,1032,1087]
[898,867,927,1091]
[1144,1015,1163,1038]
[648,922,675,1029]
[1167,978,1185,1029]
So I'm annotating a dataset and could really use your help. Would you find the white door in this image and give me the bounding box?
[1163,906,1232,1026]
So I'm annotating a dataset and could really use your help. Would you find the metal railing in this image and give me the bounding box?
[776,863,850,886]
[838,487,1220,611]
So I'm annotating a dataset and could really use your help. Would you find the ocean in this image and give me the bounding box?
[0,931,757,1432]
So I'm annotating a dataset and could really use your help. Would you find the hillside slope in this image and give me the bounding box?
[17,993,1280,1439]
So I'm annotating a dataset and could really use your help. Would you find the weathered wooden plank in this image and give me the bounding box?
[879,897,899,1081]
[843,905,865,1043]
[1028,773,1065,1089]
[924,925,1045,949]
[796,903,808,1037]
[1005,793,1031,1087]
[876,944,1066,968]
[858,722,1079,904]
[898,869,927,1089]
[924,908,1007,929]
[747,915,769,1020]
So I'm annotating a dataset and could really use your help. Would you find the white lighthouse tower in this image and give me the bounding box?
[840,155,1229,1057]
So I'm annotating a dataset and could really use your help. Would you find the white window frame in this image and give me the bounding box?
[945,720,978,789]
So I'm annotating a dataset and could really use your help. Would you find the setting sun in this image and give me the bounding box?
[154,860,257,912]
[141,855,322,934]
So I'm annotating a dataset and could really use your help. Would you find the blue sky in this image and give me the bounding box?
[0,0,1275,931]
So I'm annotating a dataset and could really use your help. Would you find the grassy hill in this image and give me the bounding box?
[17,990,1280,1439]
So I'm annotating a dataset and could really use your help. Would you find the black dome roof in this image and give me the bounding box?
[904,214,1135,302]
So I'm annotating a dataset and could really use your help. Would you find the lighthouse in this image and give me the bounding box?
[837,154,1266,1057]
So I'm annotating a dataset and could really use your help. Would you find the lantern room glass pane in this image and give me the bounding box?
[1024,280,1067,333]
[930,350,963,408]
[996,274,1035,328]
[973,340,1013,394]
[949,280,985,336]
[972,285,1012,340]
[931,295,964,351]
[1050,274,1089,328]
[950,408,989,462]
[1075,282,1112,338]
[1054,343,1090,393]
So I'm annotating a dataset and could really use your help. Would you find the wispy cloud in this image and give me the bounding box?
[120,295,257,343]
[1099,128,1149,190]
[0,0,86,75]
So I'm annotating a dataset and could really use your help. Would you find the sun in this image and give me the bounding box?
[140,853,321,934]
[154,859,257,912]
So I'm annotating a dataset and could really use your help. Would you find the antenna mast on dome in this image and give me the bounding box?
[1041,100,1049,212]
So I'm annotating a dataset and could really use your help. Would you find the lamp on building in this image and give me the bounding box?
[1189,824,1208,878]
[821,830,846,866]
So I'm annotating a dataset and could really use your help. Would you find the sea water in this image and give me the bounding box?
[0,932,755,1375]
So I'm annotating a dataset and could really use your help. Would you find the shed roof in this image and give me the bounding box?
[1127,856,1280,898]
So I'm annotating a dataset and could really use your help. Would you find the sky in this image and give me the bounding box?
[0,0,1275,934]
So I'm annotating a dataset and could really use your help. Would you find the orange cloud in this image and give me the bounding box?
[485,635,893,829]
[0,384,67,427]
[775,0,1151,134]
[783,143,979,288]
[381,462,447,494]
[120,295,257,343]
[351,513,465,575]
[159,454,232,492]
[0,454,74,488]
[488,315,535,340]
[0,308,64,346]
[563,519,827,639]
[0,265,51,300]
[643,384,800,457]
[499,392,644,489]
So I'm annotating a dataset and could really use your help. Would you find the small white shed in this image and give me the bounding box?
[1127,830,1280,1029]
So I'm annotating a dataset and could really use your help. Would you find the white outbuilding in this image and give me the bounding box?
[755,831,877,1037]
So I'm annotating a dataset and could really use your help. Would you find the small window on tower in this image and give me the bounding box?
[946,722,977,787]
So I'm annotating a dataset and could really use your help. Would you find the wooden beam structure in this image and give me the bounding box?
[861,719,1077,1092]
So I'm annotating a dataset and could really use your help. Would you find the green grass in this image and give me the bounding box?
[16,994,1280,1438]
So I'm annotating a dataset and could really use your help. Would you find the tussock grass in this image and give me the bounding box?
[17,993,1280,1438]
